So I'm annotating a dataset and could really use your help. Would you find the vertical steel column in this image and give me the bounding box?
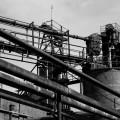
[80,78,83,94]
[9,105,14,120]
[50,20,54,55]
[82,47,85,58]
[37,57,39,75]
[18,103,20,120]
[51,36,54,54]
[60,25,63,55]
[9,113,12,120]
[51,19,53,28]
[31,22,34,46]
[32,28,34,46]
[57,94,62,120]
[109,47,112,68]
[26,28,28,43]
[38,32,40,49]
[67,30,70,57]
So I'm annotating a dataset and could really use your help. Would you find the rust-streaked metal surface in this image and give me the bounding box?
[0,59,119,119]
[0,72,117,119]
[0,28,120,100]
[84,68,120,109]
[0,72,55,99]
[0,29,120,119]
[0,16,88,40]
[0,89,52,112]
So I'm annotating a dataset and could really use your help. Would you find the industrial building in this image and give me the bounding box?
[0,16,119,120]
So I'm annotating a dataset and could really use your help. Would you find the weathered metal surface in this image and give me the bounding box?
[0,28,120,100]
[0,60,119,118]
[0,72,118,119]
[0,89,82,120]
[0,72,117,119]
[0,72,54,99]
[61,96,117,120]
[84,68,120,109]
[57,94,62,120]
[0,89,52,112]
[0,16,88,40]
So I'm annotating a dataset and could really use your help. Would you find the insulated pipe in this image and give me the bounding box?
[0,16,88,40]
[0,29,120,100]
[0,72,117,120]
[0,60,119,118]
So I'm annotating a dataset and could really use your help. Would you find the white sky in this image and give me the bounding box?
[1,0,120,36]
[0,0,120,93]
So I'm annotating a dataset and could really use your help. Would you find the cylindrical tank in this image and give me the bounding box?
[83,68,120,119]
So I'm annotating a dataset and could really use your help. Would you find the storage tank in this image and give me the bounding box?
[83,68,120,119]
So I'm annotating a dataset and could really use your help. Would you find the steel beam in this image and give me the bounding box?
[0,72,117,120]
[0,61,119,119]
[0,29,120,100]
[57,94,62,120]
[0,16,88,40]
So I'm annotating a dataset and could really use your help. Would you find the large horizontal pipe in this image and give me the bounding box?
[62,96,117,120]
[0,29,120,99]
[0,72,55,99]
[0,108,32,118]
[0,16,88,40]
[0,60,119,118]
[0,88,79,120]
[0,88,52,112]
[0,72,117,120]
[0,29,120,101]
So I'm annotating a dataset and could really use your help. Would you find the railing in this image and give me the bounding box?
[0,29,120,119]
[0,28,87,62]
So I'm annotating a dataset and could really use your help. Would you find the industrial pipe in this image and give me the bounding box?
[0,108,31,118]
[0,72,55,99]
[0,89,81,120]
[0,16,88,40]
[0,59,119,118]
[0,72,117,120]
[0,88,52,112]
[61,96,117,120]
[0,29,120,100]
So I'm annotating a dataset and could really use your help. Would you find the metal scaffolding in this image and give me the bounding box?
[0,16,120,120]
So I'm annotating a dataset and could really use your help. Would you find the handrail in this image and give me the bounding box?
[0,29,120,118]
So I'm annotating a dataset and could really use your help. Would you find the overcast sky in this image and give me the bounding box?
[1,0,120,37]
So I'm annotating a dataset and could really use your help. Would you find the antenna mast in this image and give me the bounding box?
[51,5,53,27]
[51,5,53,20]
